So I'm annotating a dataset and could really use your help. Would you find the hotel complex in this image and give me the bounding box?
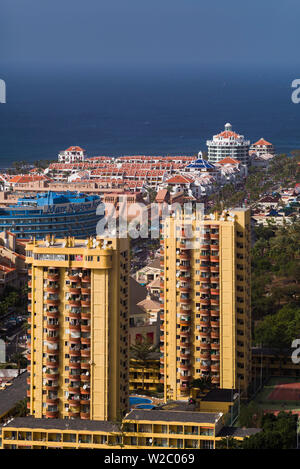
[25,235,130,422]
[207,123,250,165]
[159,208,251,401]
[0,192,100,239]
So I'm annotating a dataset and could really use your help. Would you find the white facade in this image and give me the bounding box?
[250,138,275,156]
[207,123,250,165]
[58,146,86,163]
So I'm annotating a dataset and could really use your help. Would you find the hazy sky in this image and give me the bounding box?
[2,0,300,68]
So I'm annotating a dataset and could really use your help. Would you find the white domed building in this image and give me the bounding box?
[206,123,250,165]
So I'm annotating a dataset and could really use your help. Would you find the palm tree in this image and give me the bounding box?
[10,352,27,373]
[13,398,28,417]
[130,337,159,391]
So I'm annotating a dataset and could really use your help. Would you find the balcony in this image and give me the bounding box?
[68,298,81,307]
[210,319,219,327]
[45,342,58,352]
[211,363,220,372]
[81,348,91,358]
[210,255,219,263]
[69,347,81,357]
[81,373,90,382]
[68,396,81,406]
[179,316,191,326]
[211,342,220,350]
[179,296,190,305]
[46,309,59,318]
[46,357,59,367]
[81,362,90,371]
[69,361,81,370]
[47,273,59,282]
[179,242,189,250]
[199,298,210,306]
[199,319,209,327]
[69,310,81,320]
[69,322,81,332]
[68,272,81,282]
[46,298,60,307]
[45,381,58,391]
[81,275,91,283]
[211,330,219,339]
[80,396,90,405]
[199,308,210,316]
[81,311,91,320]
[44,369,59,379]
[46,397,59,405]
[81,336,91,345]
[200,329,210,338]
[45,409,59,418]
[69,334,81,345]
[180,350,190,358]
[200,254,210,261]
[180,362,190,371]
[179,339,190,347]
[68,383,80,392]
[81,324,91,333]
[211,298,219,306]
[68,285,81,295]
[200,342,211,350]
[200,349,210,359]
[46,285,59,294]
[178,264,190,272]
[81,299,91,308]
[179,252,190,261]
[46,333,59,343]
[47,322,59,331]
[68,409,80,418]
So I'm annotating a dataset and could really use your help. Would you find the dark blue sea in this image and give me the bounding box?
[0,63,300,167]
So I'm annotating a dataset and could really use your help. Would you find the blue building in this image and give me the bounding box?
[0,191,101,239]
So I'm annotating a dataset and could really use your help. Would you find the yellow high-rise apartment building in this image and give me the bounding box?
[160,208,251,401]
[25,235,129,422]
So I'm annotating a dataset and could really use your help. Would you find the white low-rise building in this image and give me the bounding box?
[58,146,86,163]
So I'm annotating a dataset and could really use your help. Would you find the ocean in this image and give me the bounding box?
[0,63,299,167]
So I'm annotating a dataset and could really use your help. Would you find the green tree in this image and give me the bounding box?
[130,338,159,391]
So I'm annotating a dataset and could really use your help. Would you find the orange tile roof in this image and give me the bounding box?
[252,138,272,146]
[166,175,193,184]
[10,174,51,184]
[65,146,85,152]
[217,157,241,165]
[216,130,240,139]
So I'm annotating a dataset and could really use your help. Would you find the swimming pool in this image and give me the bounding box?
[129,396,152,406]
